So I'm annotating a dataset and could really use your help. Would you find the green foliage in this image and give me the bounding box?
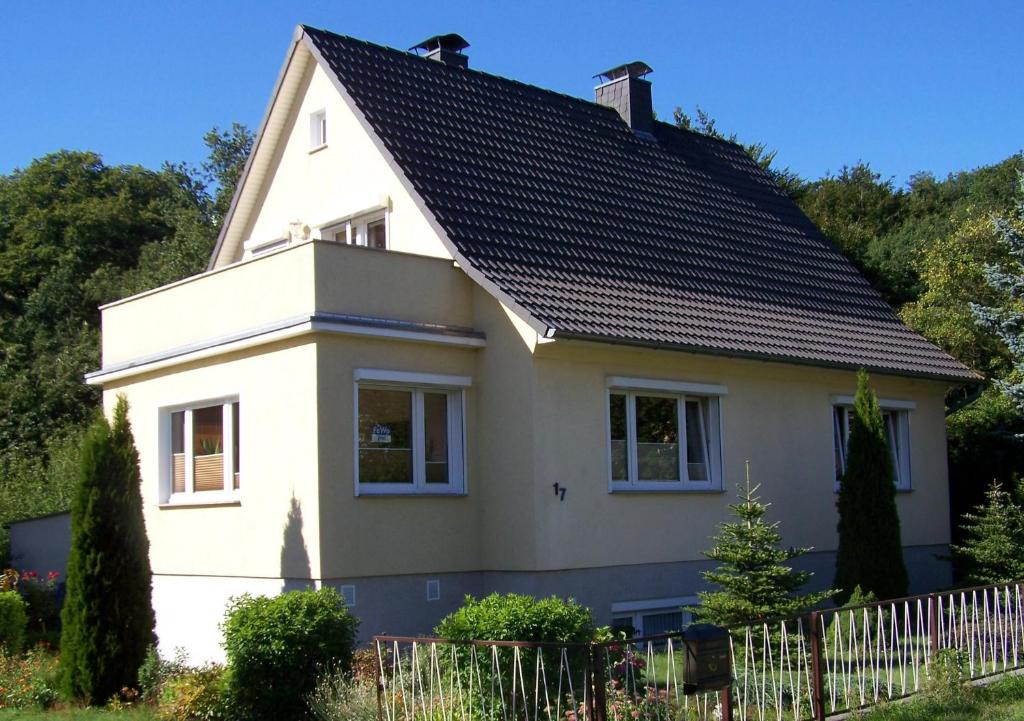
[826,584,880,639]
[434,592,594,643]
[951,480,1024,585]
[0,592,28,654]
[156,664,231,721]
[307,668,377,721]
[60,396,155,704]
[0,646,60,710]
[922,648,969,703]
[834,371,909,604]
[696,469,834,627]
[0,128,251,560]
[221,588,359,721]
[138,646,189,704]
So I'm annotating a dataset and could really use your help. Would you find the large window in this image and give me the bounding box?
[166,400,240,503]
[354,370,467,495]
[832,399,912,491]
[607,377,724,491]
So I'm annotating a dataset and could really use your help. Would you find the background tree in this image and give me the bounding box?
[0,125,251,560]
[697,465,834,627]
[951,480,1024,585]
[834,371,909,604]
[60,395,154,704]
[973,173,1024,413]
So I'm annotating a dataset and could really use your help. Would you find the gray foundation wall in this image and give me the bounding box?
[328,544,951,643]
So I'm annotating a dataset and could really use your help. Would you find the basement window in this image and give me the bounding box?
[832,399,913,491]
[354,370,468,496]
[611,596,699,640]
[309,109,327,150]
[165,399,240,504]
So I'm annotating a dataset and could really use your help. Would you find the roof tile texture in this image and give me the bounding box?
[305,27,977,382]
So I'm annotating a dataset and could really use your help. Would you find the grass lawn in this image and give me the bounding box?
[857,673,1024,720]
[0,708,157,720]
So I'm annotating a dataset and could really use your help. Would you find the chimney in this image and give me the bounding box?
[411,33,470,69]
[594,61,654,134]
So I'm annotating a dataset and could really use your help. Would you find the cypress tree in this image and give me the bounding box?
[61,395,155,704]
[834,370,909,604]
[697,464,834,627]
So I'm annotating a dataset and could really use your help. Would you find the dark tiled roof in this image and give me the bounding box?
[304,27,978,382]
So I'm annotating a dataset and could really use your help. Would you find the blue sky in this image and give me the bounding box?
[2,1,1022,186]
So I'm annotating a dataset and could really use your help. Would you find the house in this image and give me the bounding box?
[86,26,978,662]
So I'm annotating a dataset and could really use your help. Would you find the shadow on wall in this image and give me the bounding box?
[280,496,313,592]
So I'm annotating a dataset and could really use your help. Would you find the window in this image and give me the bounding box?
[607,377,724,491]
[309,109,327,149]
[354,370,468,495]
[832,400,912,491]
[322,212,388,250]
[611,596,698,640]
[166,400,240,503]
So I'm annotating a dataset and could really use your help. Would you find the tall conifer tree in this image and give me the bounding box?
[61,395,154,704]
[834,371,908,604]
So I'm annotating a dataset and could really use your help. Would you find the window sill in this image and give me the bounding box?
[159,497,241,509]
[355,490,467,498]
[833,487,914,495]
[308,143,328,155]
[609,487,725,495]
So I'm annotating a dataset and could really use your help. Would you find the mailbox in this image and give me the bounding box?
[682,624,732,693]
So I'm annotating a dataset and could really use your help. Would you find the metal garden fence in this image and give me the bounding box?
[373,580,1024,721]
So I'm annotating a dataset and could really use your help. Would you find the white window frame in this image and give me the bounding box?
[606,377,726,492]
[353,370,469,496]
[160,396,240,505]
[611,596,699,638]
[321,210,389,250]
[309,108,327,151]
[831,396,914,492]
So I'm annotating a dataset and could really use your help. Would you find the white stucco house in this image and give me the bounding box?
[85,26,978,661]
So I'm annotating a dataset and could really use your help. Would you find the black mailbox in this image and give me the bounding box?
[682,624,731,693]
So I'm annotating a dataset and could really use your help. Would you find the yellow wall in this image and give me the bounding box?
[103,339,321,579]
[528,341,951,571]
[242,62,449,260]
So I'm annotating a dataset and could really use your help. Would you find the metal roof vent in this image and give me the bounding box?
[411,33,470,69]
[594,61,654,134]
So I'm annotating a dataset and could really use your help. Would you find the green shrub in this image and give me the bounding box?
[139,645,189,703]
[221,588,359,721]
[157,664,231,721]
[924,648,970,702]
[0,591,28,654]
[307,667,377,721]
[434,592,594,643]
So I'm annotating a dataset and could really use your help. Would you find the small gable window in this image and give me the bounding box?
[309,109,327,150]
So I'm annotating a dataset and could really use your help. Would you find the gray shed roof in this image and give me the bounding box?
[304,26,977,383]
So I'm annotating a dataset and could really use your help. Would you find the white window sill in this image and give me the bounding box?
[610,486,724,495]
[833,486,914,494]
[308,143,328,155]
[355,489,467,498]
[159,495,241,509]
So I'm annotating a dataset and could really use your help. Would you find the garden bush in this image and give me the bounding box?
[307,666,377,721]
[0,591,28,654]
[434,592,594,643]
[139,644,190,703]
[221,587,359,721]
[0,646,60,709]
[157,664,231,721]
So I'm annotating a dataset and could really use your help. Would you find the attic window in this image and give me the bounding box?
[309,109,327,150]
[322,211,388,250]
